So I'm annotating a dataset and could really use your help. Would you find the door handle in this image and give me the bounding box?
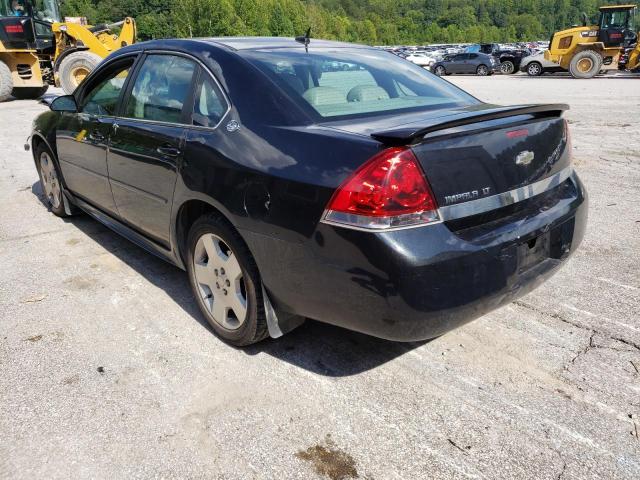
[156,145,181,157]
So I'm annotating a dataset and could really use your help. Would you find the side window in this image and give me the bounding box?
[469,54,478,59]
[192,74,228,128]
[81,62,133,116]
[124,54,197,124]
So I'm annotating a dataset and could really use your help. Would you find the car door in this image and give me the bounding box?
[55,56,136,216]
[449,54,465,73]
[107,53,198,247]
[466,53,479,73]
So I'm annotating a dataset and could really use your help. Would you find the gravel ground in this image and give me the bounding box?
[0,74,639,480]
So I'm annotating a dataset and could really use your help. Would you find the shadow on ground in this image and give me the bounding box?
[32,182,427,377]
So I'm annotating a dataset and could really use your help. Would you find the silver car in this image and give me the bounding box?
[520,52,566,76]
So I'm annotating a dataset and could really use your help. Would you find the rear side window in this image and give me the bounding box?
[191,74,228,127]
[243,48,477,120]
[124,54,197,124]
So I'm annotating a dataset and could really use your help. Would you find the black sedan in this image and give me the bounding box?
[432,52,500,76]
[28,37,587,346]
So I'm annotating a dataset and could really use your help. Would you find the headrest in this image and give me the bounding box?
[347,85,390,102]
[303,86,346,106]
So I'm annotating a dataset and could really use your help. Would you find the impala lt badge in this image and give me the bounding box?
[515,150,535,166]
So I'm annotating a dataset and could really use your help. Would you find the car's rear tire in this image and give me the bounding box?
[527,62,543,76]
[12,86,49,99]
[0,60,13,102]
[476,65,489,76]
[58,51,102,94]
[500,60,515,74]
[186,213,268,346]
[569,50,602,79]
[35,143,68,217]
[434,65,446,76]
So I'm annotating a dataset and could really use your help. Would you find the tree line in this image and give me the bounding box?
[61,0,624,45]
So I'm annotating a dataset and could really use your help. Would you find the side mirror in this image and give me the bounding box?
[50,95,78,113]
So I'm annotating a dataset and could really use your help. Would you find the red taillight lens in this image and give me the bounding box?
[5,24,24,34]
[323,147,440,230]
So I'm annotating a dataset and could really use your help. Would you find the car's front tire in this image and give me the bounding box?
[35,144,69,217]
[186,213,268,346]
[434,65,446,76]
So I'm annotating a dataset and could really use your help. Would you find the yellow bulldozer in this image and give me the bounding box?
[545,4,639,78]
[0,0,135,101]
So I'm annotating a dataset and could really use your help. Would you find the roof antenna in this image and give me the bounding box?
[295,28,311,52]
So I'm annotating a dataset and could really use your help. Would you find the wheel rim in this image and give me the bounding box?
[478,66,488,75]
[193,233,247,330]
[528,64,541,75]
[39,152,61,209]
[577,58,593,73]
[501,62,514,74]
[70,66,90,88]
[435,66,445,76]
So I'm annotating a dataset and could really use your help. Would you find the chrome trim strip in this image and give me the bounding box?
[320,166,573,232]
[437,166,573,221]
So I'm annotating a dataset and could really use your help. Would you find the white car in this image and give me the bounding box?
[519,52,566,76]
[405,53,436,67]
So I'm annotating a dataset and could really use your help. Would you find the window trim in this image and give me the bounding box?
[115,49,231,131]
[188,66,231,131]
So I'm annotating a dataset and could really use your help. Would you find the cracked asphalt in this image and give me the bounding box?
[1,74,639,479]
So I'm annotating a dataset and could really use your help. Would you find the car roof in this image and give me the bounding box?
[111,37,375,60]
[196,37,372,51]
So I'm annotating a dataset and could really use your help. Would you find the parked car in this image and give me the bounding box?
[29,38,587,346]
[520,52,566,76]
[405,53,436,68]
[432,52,500,76]
[466,43,531,74]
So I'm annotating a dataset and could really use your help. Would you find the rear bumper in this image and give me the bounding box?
[243,172,587,341]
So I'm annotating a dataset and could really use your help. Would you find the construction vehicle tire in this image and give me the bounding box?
[59,51,102,94]
[0,60,14,102]
[12,86,49,100]
[569,50,602,79]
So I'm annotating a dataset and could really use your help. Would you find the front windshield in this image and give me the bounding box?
[242,48,478,120]
[0,0,60,21]
[33,0,60,22]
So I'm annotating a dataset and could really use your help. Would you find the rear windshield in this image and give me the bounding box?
[241,48,478,120]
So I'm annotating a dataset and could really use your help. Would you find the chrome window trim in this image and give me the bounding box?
[320,166,574,232]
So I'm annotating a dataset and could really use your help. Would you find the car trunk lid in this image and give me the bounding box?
[337,103,571,211]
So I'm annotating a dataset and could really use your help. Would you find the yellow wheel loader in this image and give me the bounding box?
[0,0,135,101]
[544,4,638,78]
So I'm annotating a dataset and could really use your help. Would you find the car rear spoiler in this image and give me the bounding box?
[370,104,569,144]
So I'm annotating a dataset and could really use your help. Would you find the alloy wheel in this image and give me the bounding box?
[527,63,542,76]
[39,151,61,209]
[477,65,488,76]
[435,66,445,76]
[192,233,247,330]
[500,61,515,74]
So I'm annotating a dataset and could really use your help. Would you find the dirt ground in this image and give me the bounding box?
[1,73,639,480]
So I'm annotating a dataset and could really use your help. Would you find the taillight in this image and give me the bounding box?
[4,24,24,34]
[322,147,440,230]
